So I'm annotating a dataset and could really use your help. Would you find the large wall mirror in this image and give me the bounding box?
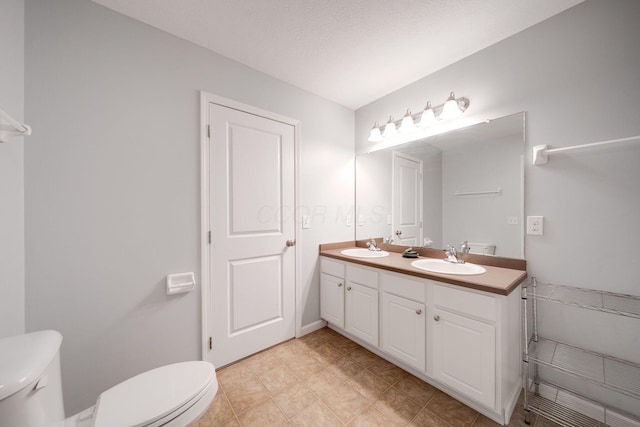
[355,112,525,259]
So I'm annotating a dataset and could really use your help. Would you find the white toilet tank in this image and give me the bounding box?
[0,330,66,427]
[468,242,496,255]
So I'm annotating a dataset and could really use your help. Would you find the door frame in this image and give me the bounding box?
[199,91,301,361]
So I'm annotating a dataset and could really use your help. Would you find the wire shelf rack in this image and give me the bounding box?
[522,278,640,426]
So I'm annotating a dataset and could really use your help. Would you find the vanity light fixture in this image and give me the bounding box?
[399,109,416,133]
[367,122,383,142]
[382,116,397,137]
[440,91,464,120]
[367,92,469,142]
[419,102,436,127]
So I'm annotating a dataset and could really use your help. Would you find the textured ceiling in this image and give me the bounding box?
[91,0,584,109]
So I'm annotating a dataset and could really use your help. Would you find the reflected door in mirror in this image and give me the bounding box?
[392,152,423,246]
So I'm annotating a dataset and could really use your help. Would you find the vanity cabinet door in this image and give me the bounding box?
[381,292,426,371]
[320,273,344,328]
[432,308,496,409]
[345,282,379,347]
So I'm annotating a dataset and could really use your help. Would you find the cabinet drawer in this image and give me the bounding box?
[346,264,378,290]
[381,272,425,303]
[321,257,345,278]
[433,284,496,322]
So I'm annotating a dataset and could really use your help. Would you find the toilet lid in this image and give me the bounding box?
[93,361,216,427]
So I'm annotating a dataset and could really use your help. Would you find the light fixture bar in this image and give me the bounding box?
[367,92,469,143]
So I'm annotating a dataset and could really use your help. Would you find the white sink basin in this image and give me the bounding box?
[340,248,390,258]
[411,258,486,275]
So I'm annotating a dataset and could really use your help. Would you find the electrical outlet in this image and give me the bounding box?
[527,216,544,235]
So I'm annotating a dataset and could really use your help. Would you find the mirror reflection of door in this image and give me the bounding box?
[392,152,423,246]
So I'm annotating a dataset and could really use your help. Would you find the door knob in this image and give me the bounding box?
[434,315,440,321]
[416,309,422,315]
[347,286,352,291]
[338,283,343,287]
[395,230,402,236]
[286,239,296,247]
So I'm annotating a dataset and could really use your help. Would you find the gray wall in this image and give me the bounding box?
[24,0,353,414]
[356,0,640,413]
[0,0,25,338]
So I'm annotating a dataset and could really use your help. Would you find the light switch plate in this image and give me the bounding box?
[527,216,544,235]
[301,215,310,229]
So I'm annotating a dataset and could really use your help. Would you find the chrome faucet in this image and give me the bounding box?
[460,240,470,254]
[444,245,465,264]
[367,238,381,251]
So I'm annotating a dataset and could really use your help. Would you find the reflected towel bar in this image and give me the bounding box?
[455,188,503,196]
[533,135,640,165]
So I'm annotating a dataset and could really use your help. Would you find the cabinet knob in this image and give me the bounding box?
[416,309,422,315]
[338,283,343,287]
[434,315,440,321]
[347,286,352,291]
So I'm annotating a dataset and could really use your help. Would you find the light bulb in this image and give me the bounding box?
[399,110,416,133]
[383,116,397,137]
[440,92,462,120]
[420,102,436,126]
[367,122,383,142]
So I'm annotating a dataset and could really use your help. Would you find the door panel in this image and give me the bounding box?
[320,273,344,328]
[382,292,426,371]
[346,282,378,346]
[433,308,496,408]
[229,125,282,234]
[209,102,295,367]
[229,255,282,333]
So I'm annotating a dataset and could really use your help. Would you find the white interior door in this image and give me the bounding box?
[392,152,423,246]
[207,101,296,368]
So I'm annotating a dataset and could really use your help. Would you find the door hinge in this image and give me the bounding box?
[208,230,212,244]
[209,337,213,350]
[207,125,211,138]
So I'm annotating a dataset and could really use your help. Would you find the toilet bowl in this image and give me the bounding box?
[0,330,218,427]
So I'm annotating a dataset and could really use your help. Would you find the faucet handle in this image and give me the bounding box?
[460,240,470,254]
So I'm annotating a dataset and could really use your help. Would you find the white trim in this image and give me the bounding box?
[294,123,303,338]
[199,91,301,360]
[200,92,210,361]
[300,320,327,337]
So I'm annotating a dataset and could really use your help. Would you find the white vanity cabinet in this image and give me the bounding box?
[320,258,379,346]
[319,254,523,425]
[345,264,379,347]
[431,285,497,408]
[320,258,345,328]
[381,272,426,371]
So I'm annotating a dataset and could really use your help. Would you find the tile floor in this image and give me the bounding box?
[194,327,558,427]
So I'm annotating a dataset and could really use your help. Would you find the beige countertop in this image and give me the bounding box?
[320,244,527,296]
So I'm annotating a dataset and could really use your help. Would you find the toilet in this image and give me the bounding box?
[467,242,496,255]
[0,330,218,427]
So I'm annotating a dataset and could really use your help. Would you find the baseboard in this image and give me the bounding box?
[298,319,327,337]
